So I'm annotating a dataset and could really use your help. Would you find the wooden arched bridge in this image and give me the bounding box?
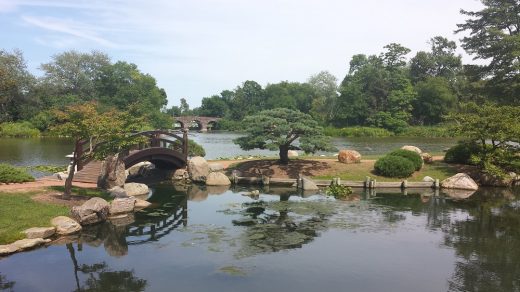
[73,130,188,183]
[174,116,221,132]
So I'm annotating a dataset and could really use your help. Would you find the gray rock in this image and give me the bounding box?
[51,216,82,235]
[123,183,149,197]
[421,153,433,164]
[126,162,153,178]
[108,186,128,198]
[172,168,189,181]
[134,198,151,209]
[23,227,56,239]
[423,176,435,182]
[109,197,136,215]
[97,154,127,189]
[441,173,479,190]
[288,150,299,157]
[71,197,110,225]
[209,163,224,172]
[301,177,319,191]
[12,238,51,250]
[401,145,422,154]
[206,172,231,186]
[188,156,210,183]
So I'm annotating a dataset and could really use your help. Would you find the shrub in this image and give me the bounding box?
[388,149,423,170]
[0,121,40,137]
[399,126,455,138]
[325,184,353,199]
[444,141,482,164]
[323,127,393,137]
[170,139,206,157]
[0,164,35,183]
[374,155,415,178]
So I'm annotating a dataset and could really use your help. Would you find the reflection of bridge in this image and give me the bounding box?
[73,130,188,183]
[174,116,221,132]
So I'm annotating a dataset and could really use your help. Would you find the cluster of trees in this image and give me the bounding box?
[0,50,171,131]
[172,1,519,134]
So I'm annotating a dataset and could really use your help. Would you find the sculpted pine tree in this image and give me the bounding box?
[233,108,334,164]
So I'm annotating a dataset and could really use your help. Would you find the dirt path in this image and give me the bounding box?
[0,177,97,193]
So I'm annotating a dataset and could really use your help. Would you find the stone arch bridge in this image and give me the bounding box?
[174,116,221,132]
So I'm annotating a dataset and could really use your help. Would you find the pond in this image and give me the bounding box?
[1,184,519,291]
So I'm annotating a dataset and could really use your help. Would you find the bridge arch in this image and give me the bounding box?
[173,116,221,132]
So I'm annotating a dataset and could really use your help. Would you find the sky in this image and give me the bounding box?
[0,0,484,108]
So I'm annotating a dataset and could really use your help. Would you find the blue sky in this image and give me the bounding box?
[0,0,483,107]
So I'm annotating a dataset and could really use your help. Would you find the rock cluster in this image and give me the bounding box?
[71,197,110,225]
[187,156,231,186]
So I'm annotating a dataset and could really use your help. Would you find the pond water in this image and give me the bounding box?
[0,133,457,168]
[1,184,519,292]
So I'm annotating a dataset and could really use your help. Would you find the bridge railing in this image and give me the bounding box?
[74,129,188,171]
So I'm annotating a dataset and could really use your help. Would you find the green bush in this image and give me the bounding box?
[0,121,40,137]
[0,164,35,183]
[374,155,415,178]
[170,139,206,157]
[399,126,455,138]
[323,127,393,137]
[444,142,481,164]
[388,149,423,170]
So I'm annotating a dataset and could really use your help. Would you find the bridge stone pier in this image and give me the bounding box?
[174,116,221,132]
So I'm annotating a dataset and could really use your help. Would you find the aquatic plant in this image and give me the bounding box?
[325,184,353,199]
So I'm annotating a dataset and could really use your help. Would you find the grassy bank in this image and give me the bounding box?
[313,161,459,182]
[0,191,69,244]
[0,121,40,138]
[323,126,456,138]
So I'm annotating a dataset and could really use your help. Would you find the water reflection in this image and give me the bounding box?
[0,273,15,291]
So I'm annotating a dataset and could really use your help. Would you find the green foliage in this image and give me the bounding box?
[444,141,482,164]
[0,121,40,137]
[388,149,423,171]
[170,139,206,157]
[374,155,416,178]
[0,163,35,183]
[412,77,457,125]
[214,119,246,131]
[323,126,393,137]
[0,191,68,244]
[234,108,334,164]
[325,184,353,199]
[399,126,454,138]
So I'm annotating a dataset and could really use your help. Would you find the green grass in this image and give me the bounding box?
[0,121,40,137]
[48,186,112,200]
[313,161,459,182]
[0,191,69,244]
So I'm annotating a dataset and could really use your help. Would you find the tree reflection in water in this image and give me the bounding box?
[0,273,15,292]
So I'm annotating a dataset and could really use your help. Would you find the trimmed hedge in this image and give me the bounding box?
[388,149,423,171]
[0,164,35,183]
[374,155,415,178]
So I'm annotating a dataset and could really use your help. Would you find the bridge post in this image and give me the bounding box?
[75,140,84,171]
[182,129,188,161]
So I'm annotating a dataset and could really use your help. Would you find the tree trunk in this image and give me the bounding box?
[63,158,77,200]
[279,145,289,165]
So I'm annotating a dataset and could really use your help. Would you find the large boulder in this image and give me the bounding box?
[97,154,127,189]
[134,198,152,209]
[108,186,128,198]
[401,145,422,154]
[109,197,136,215]
[300,177,319,191]
[337,150,362,164]
[51,216,82,235]
[206,172,231,186]
[172,168,189,181]
[421,153,433,164]
[0,244,19,255]
[23,227,56,239]
[71,197,110,225]
[188,156,210,183]
[288,150,299,157]
[126,162,153,178]
[441,173,479,190]
[124,183,149,197]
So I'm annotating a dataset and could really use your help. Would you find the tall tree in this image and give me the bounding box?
[412,77,457,125]
[456,0,520,104]
[233,108,334,164]
[410,36,462,83]
[308,71,339,123]
[229,81,265,120]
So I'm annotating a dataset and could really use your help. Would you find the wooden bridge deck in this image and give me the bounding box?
[73,160,103,184]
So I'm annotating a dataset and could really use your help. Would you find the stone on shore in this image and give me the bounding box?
[172,168,189,181]
[109,197,136,215]
[124,183,149,197]
[301,177,319,191]
[0,244,19,255]
[23,227,56,239]
[441,173,479,190]
[401,145,422,154]
[423,176,435,182]
[126,162,153,178]
[97,154,127,189]
[12,238,51,250]
[206,172,231,186]
[288,150,299,157]
[209,163,224,172]
[71,197,110,225]
[337,150,361,164]
[188,156,210,183]
[51,216,82,235]
[421,153,433,164]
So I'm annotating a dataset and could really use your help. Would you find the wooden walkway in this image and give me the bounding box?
[72,161,103,184]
